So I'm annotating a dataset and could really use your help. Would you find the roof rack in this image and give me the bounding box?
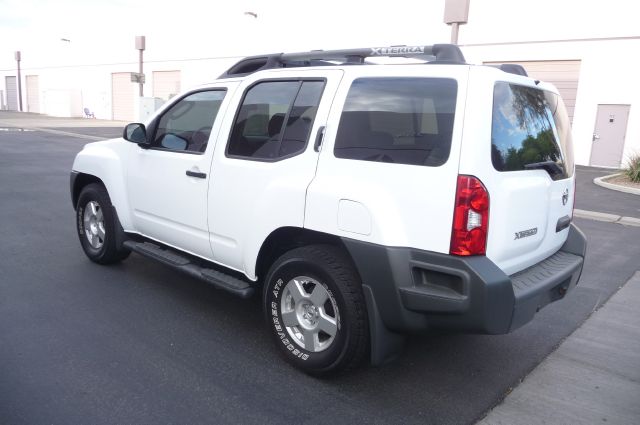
[219,44,466,78]
[489,64,529,77]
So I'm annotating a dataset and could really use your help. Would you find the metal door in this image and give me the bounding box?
[5,76,18,111]
[589,104,630,168]
[26,75,40,113]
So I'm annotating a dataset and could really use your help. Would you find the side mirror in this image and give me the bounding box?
[123,123,150,146]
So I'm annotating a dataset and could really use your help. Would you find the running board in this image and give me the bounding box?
[123,241,255,299]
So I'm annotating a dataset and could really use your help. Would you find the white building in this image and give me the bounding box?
[461,36,640,168]
[1,0,638,168]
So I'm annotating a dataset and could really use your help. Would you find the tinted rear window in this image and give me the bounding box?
[491,82,574,179]
[334,78,458,167]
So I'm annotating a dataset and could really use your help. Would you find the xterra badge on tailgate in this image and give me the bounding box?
[515,227,538,240]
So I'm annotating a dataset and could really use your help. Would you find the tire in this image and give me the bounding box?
[263,244,369,375]
[76,183,130,264]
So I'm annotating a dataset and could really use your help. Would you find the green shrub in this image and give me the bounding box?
[625,153,640,183]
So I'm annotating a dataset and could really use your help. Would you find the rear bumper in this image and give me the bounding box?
[343,223,586,336]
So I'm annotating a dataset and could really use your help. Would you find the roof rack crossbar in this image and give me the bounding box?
[219,43,466,78]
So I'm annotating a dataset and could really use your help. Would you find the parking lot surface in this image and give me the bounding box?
[1,127,639,424]
[575,165,640,218]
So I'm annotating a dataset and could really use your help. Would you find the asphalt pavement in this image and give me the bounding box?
[575,165,640,218]
[0,113,639,424]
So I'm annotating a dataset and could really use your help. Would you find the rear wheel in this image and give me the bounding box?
[76,183,130,264]
[263,245,369,375]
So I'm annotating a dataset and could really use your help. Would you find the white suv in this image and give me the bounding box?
[70,44,586,375]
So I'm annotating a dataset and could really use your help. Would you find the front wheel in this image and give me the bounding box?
[76,183,130,264]
[263,245,369,375]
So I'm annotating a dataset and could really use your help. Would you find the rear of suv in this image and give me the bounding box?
[70,44,586,375]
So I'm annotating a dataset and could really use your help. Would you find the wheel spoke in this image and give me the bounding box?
[83,216,92,231]
[89,202,98,216]
[97,223,106,241]
[289,279,308,303]
[85,231,95,247]
[317,310,337,337]
[309,284,328,307]
[95,207,103,222]
[302,329,318,351]
[281,310,299,327]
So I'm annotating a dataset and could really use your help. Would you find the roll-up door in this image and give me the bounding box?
[5,76,18,111]
[153,71,181,101]
[484,60,581,123]
[112,72,135,121]
[26,75,40,113]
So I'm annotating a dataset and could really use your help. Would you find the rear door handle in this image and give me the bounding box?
[314,126,326,152]
[186,170,207,179]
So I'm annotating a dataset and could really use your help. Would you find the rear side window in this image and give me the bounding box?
[334,78,458,167]
[227,80,324,160]
[491,82,574,179]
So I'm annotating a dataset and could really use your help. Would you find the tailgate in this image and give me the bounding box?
[484,81,576,275]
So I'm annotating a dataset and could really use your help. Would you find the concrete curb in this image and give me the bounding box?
[574,209,640,227]
[594,173,640,195]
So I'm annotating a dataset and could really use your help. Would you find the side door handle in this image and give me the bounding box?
[186,170,207,179]
[313,126,326,152]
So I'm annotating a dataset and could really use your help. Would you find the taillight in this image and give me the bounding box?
[450,175,490,256]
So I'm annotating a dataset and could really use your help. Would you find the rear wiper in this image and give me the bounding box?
[524,161,564,177]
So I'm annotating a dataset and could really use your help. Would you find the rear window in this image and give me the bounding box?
[334,78,458,167]
[491,82,574,179]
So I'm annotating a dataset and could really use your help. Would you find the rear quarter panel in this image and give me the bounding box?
[305,65,470,253]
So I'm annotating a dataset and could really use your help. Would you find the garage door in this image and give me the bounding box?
[26,75,40,113]
[5,76,18,111]
[112,72,135,121]
[484,60,581,123]
[153,71,181,101]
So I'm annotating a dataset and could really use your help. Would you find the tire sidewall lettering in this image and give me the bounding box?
[270,281,310,361]
[77,204,85,236]
[267,268,343,364]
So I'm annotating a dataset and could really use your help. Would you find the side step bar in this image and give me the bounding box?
[123,241,255,299]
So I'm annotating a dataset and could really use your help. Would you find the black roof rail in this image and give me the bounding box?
[219,44,466,78]
[489,63,529,77]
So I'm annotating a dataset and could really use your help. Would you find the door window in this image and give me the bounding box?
[227,80,325,160]
[153,90,226,153]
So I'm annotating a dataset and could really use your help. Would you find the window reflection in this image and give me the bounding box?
[491,83,568,179]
